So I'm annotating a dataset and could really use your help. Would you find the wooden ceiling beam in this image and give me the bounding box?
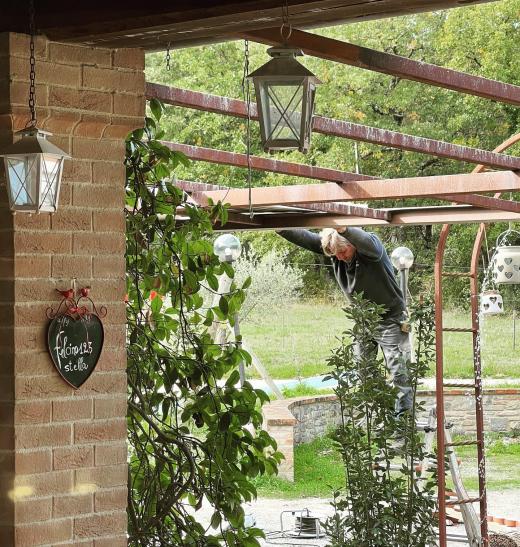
[242,28,520,107]
[290,201,391,220]
[149,84,520,170]
[8,0,494,50]
[192,171,520,207]
[177,178,520,216]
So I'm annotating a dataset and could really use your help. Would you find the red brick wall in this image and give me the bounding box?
[0,33,144,546]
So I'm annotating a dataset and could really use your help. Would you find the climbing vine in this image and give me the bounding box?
[324,294,437,546]
[125,100,281,546]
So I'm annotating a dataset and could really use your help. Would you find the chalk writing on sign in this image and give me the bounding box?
[47,313,104,389]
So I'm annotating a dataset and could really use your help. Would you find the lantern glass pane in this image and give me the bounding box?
[263,81,303,142]
[40,155,61,209]
[6,156,38,207]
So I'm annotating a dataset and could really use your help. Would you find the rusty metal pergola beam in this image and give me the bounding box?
[242,28,520,107]
[148,83,520,171]
[165,142,377,183]
[164,140,520,186]
[217,206,520,230]
[192,171,520,208]
[176,179,392,221]
[440,193,520,213]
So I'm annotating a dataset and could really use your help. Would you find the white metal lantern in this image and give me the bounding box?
[248,47,321,153]
[480,290,504,315]
[213,233,242,263]
[0,127,69,213]
[491,230,520,285]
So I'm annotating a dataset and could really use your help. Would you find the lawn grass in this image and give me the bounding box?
[254,434,520,499]
[241,302,520,380]
[447,434,520,492]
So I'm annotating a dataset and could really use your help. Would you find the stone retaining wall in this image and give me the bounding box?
[263,389,520,481]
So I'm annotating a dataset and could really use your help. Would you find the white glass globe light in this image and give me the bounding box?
[391,246,414,270]
[213,233,242,263]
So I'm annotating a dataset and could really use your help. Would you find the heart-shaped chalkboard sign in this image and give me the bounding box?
[47,314,104,388]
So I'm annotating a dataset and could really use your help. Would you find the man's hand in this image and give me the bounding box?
[336,227,347,234]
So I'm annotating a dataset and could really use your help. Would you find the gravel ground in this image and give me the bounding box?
[241,491,520,546]
[194,490,519,545]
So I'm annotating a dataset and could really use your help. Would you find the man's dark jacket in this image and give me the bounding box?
[279,228,406,321]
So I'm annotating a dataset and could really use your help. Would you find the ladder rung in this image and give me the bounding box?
[445,496,481,506]
[442,271,475,278]
[443,382,475,389]
[445,440,481,448]
[442,327,476,333]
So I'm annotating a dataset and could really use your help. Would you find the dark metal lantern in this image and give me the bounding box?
[0,127,69,213]
[248,47,321,153]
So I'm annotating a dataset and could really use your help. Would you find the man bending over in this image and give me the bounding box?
[278,227,412,417]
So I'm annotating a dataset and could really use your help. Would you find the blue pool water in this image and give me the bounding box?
[251,374,338,393]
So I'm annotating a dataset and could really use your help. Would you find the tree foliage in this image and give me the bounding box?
[232,247,304,321]
[146,0,520,306]
[125,102,281,546]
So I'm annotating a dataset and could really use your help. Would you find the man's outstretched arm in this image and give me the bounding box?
[277,229,324,254]
[337,227,383,260]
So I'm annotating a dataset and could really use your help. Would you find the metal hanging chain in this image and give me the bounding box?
[242,39,254,219]
[28,0,37,127]
[165,42,172,71]
[280,0,292,43]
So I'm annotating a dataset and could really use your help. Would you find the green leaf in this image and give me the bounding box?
[219,295,229,315]
[149,98,163,121]
[210,511,221,529]
[206,273,219,291]
[226,370,240,387]
[218,412,232,431]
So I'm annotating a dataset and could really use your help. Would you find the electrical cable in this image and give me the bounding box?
[263,529,322,547]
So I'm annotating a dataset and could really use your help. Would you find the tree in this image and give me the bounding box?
[125,101,282,546]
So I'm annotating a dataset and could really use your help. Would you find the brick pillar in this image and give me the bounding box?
[0,33,144,546]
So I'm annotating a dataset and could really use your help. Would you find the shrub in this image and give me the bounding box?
[233,247,304,321]
[324,295,436,546]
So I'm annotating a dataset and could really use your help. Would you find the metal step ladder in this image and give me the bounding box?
[375,407,481,545]
[423,407,481,546]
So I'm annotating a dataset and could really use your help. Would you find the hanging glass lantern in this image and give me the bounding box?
[0,4,69,214]
[0,127,69,213]
[248,47,321,154]
[480,290,504,315]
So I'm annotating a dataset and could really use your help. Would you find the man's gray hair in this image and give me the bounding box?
[320,228,351,257]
